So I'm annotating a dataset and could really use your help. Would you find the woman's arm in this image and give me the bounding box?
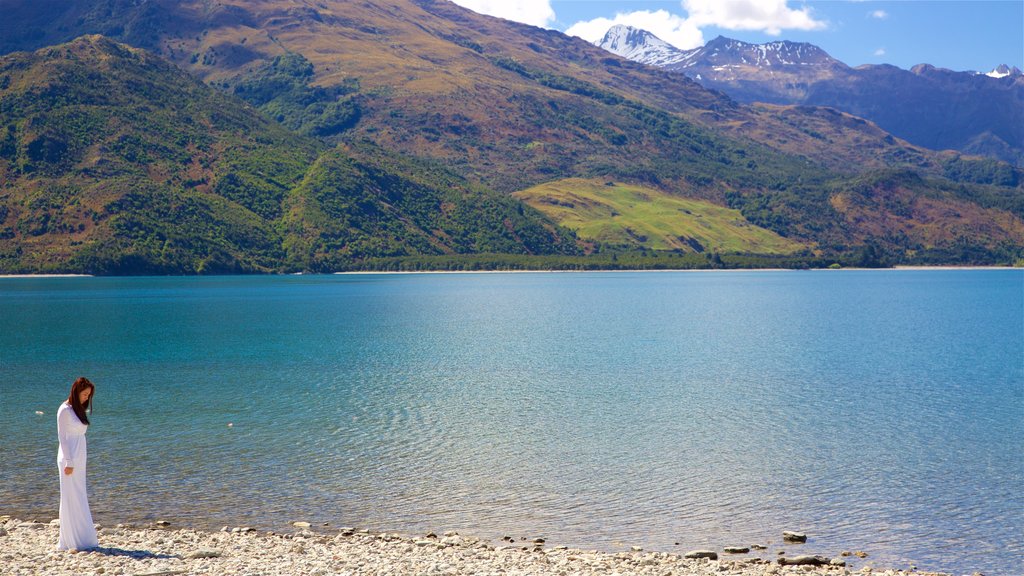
[57,405,76,470]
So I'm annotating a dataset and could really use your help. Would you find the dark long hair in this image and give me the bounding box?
[66,376,94,425]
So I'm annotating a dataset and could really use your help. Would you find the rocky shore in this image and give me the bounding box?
[1,516,955,576]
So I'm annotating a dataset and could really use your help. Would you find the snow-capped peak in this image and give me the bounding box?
[594,25,697,68]
[984,64,1022,78]
[595,28,840,73]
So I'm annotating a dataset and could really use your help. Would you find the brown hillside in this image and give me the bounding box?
[0,0,980,189]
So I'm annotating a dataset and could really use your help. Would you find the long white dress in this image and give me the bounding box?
[57,401,98,551]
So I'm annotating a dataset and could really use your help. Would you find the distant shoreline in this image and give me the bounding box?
[336,266,1020,274]
[0,274,93,278]
[0,266,1018,278]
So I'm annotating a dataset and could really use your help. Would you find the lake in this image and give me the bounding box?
[1,270,1021,574]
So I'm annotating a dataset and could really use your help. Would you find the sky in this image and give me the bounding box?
[450,0,1024,72]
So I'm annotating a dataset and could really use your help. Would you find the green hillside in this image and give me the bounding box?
[279,143,578,272]
[0,37,577,274]
[515,179,805,254]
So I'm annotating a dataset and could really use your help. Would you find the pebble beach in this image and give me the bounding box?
[1,516,958,576]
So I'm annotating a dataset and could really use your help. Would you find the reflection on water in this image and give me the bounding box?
[1,271,1021,575]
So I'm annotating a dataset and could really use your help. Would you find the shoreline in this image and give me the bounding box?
[1,515,955,576]
[0,274,94,278]
[0,266,1019,278]
[335,265,1020,274]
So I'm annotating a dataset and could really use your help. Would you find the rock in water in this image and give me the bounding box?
[724,546,750,553]
[292,522,311,529]
[782,531,807,543]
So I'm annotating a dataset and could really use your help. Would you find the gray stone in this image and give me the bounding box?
[782,531,807,543]
[778,555,830,566]
[724,546,750,554]
[187,549,223,559]
[830,558,848,567]
[684,550,718,560]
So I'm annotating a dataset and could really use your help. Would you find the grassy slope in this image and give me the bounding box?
[514,178,804,254]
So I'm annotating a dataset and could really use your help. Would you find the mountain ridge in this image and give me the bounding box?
[595,25,1024,166]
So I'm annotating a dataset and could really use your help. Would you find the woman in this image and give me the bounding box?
[56,377,98,552]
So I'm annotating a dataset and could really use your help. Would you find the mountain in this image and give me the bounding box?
[0,0,1022,271]
[596,24,698,69]
[596,29,1024,167]
[597,27,842,92]
[803,63,1024,167]
[0,36,577,274]
[0,0,996,186]
[668,35,845,103]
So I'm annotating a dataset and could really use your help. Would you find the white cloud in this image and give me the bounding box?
[566,0,827,49]
[450,0,556,28]
[681,0,827,36]
[869,10,889,20]
[565,10,705,50]
[874,48,886,56]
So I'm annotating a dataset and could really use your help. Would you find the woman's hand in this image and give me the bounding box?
[64,466,73,475]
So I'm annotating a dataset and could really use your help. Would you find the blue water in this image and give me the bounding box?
[1,271,1021,574]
